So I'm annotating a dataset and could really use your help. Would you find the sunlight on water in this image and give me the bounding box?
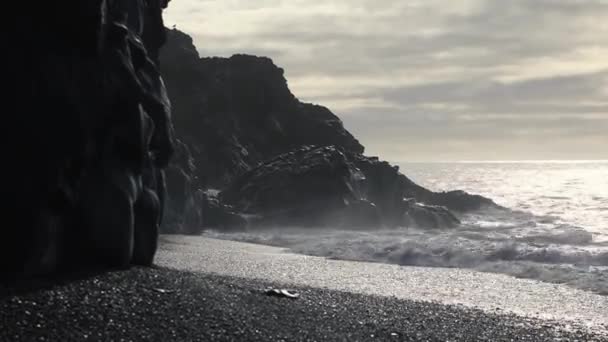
[400,160,608,239]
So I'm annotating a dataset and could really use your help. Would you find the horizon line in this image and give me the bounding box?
[394,159,608,164]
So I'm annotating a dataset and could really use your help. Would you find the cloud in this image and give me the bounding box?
[164,0,608,160]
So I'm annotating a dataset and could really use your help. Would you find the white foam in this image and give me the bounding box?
[204,221,608,295]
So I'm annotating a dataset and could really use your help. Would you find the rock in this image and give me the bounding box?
[338,200,383,228]
[349,153,501,215]
[401,199,460,229]
[220,146,465,229]
[158,29,501,233]
[3,0,174,277]
[161,30,364,188]
[426,190,498,212]
[201,191,248,232]
[221,146,377,228]
[163,139,205,234]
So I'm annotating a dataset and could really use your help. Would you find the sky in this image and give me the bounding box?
[164,0,608,162]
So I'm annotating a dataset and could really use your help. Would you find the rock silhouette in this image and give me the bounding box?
[3,0,174,277]
[160,29,364,189]
[221,146,462,229]
[160,29,500,232]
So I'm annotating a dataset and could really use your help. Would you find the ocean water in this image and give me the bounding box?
[205,161,608,295]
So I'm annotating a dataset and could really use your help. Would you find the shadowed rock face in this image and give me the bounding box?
[221,146,371,227]
[220,146,465,229]
[3,0,174,278]
[159,29,500,232]
[160,29,364,189]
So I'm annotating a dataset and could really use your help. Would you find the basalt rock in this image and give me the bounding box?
[220,146,373,228]
[163,139,206,234]
[3,0,174,278]
[348,153,500,214]
[425,190,497,212]
[401,199,460,229]
[201,191,248,231]
[160,29,364,189]
[160,29,500,233]
[220,146,468,229]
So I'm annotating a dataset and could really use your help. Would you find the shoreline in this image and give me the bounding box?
[1,267,606,341]
[157,235,608,329]
[1,236,606,341]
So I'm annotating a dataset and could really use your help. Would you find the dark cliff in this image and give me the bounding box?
[3,0,174,277]
[160,29,499,232]
[161,29,364,189]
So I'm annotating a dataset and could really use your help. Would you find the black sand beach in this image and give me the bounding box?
[1,265,606,341]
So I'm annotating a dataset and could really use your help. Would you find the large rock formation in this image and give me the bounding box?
[221,146,465,229]
[160,29,499,232]
[160,29,364,189]
[220,146,377,228]
[3,0,174,278]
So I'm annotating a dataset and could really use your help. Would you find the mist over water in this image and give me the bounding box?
[205,161,608,295]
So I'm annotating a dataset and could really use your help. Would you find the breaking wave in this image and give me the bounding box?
[204,209,608,295]
[204,161,608,295]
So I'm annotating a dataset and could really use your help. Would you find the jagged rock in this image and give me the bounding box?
[159,29,498,232]
[201,191,248,231]
[426,190,497,212]
[163,139,205,233]
[348,153,500,215]
[220,146,468,229]
[161,30,364,188]
[401,199,460,229]
[220,146,376,228]
[3,0,174,278]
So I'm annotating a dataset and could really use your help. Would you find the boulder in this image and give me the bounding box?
[426,190,497,212]
[219,146,471,229]
[401,199,460,229]
[163,139,205,234]
[220,146,378,228]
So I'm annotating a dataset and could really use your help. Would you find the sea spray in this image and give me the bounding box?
[204,161,608,295]
[204,211,608,295]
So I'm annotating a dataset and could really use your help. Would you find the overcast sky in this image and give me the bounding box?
[164,0,608,161]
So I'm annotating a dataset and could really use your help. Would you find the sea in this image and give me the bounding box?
[205,160,608,295]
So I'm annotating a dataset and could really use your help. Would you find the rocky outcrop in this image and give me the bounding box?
[160,29,364,189]
[159,29,500,232]
[347,154,497,214]
[221,146,465,229]
[221,146,376,228]
[163,140,205,234]
[3,0,174,278]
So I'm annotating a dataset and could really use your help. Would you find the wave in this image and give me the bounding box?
[204,209,608,295]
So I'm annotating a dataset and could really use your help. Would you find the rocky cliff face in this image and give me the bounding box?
[3,0,174,278]
[160,29,500,232]
[161,29,364,189]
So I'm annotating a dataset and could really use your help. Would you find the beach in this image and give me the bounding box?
[1,236,606,341]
